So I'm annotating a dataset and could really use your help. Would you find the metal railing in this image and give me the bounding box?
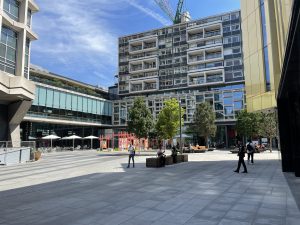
[0,141,35,165]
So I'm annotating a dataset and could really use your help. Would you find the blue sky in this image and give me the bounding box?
[31,0,240,88]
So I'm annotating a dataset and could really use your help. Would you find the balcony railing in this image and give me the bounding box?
[131,46,143,52]
[204,31,221,38]
[190,78,205,85]
[144,84,157,90]
[144,43,156,49]
[189,34,203,41]
[131,66,143,72]
[205,53,222,60]
[206,74,223,83]
[189,56,204,63]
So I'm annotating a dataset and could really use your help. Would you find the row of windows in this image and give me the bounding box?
[33,86,112,116]
[0,26,17,75]
[4,0,19,21]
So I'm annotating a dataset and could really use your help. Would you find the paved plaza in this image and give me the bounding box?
[0,150,299,225]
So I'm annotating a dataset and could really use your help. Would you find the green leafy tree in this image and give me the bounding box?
[258,111,277,152]
[190,102,216,148]
[236,110,260,143]
[155,98,184,140]
[127,97,153,139]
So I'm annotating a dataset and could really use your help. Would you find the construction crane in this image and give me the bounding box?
[154,0,187,24]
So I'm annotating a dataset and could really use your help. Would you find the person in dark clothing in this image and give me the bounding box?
[246,140,255,164]
[234,141,248,173]
[127,144,135,168]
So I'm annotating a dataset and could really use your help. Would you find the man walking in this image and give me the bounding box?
[234,141,248,173]
[127,144,135,168]
[246,140,255,164]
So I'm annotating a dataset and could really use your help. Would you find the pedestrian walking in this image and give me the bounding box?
[234,141,248,173]
[127,144,135,168]
[246,140,255,164]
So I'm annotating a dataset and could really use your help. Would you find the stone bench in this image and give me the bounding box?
[146,154,188,168]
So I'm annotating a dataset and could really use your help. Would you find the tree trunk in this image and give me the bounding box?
[206,136,209,148]
[269,136,272,153]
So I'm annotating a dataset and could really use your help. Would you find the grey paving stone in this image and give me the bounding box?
[218,218,252,225]
[0,151,299,225]
[134,209,167,221]
[253,217,285,225]
[184,218,218,225]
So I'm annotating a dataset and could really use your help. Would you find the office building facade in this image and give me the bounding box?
[0,0,39,146]
[115,11,245,147]
[20,66,113,146]
[241,0,293,112]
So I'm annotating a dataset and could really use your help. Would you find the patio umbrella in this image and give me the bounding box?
[66,135,82,150]
[83,135,98,149]
[42,135,60,150]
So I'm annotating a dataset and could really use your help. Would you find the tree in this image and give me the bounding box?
[236,110,260,143]
[155,98,184,140]
[190,102,216,148]
[258,111,277,152]
[127,97,153,139]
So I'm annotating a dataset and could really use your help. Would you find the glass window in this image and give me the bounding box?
[196,95,204,103]
[60,92,66,109]
[224,97,233,105]
[27,9,32,27]
[233,91,243,100]
[87,99,92,113]
[214,93,222,102]
[0,26,17,75]
[66,93,72,110]
[99,101,104,114]
[215,103,223,110]
[72,95,78,111]
[4,0,20,21]
[82,97,88,113]
[234,101,243,110]
[92,100,97,114]
[225,106,233,115]
[46,89,53,107]
[38,87,47,106]
[216,112,224,120]
[77,96,83,112]
[53,90,60,108]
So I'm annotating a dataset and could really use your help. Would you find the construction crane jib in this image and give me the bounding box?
[155,0,186,24]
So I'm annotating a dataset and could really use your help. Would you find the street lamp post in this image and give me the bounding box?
[179,99,182,154]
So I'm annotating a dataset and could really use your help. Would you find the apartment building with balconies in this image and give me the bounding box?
[115,10,245,147]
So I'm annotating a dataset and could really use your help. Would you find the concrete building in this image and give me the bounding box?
[0,0,39,146]
[241,0,293,112]
[115,10,245,147]
[21,66,113,148]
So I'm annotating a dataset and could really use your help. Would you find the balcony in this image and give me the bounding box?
[188,33,204,41]
[205,53,222,60]
[131,84,143,92]
[189,77,205,86]
[144,83,157,90]
[144,43,156,49]
[130,45,143,52]
[206,73,223,83]
[130,65,143,72]
[204,30,221,38]
[188,55,204,64]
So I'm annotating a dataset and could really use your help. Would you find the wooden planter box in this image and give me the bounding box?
[146,157,161,168]
[174,155,182,163]
[181,154,188,162]
[34,152,42,161]
[165,156,173,165]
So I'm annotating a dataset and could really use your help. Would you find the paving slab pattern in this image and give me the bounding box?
[0,150,299,225]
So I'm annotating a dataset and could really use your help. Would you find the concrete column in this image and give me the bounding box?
[9,124,21,147]
[8,100,33,147]
[16,29,27,78]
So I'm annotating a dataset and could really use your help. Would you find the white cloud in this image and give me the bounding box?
[126,0,171,26]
